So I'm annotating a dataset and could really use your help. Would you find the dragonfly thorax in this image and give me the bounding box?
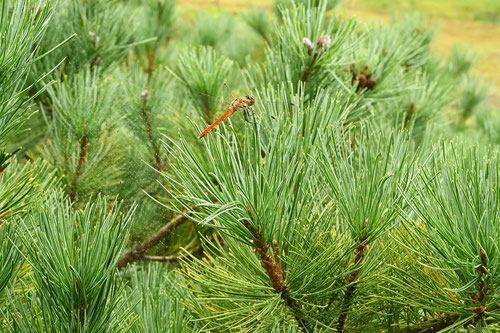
[232,96,255,111]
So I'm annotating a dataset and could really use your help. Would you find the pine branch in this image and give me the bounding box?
[401,314,459,333]
[90,55,101,71]
[300,35,332,84]
[471,248,489,326]
[69,125,88,202]
[404,101,416,129]
[117,212,189,269]
[146,47,156,83]
[144,0,167,83]
[140,90,164,171]
[336,237,368,333]
[300,52,319,83]
[141,245,202,263]
[245,206,308,332]
[201,95,211,124]
[59,56,69,83]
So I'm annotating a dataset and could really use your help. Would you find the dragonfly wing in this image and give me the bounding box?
[195,83,236,116]
[222,82,236,105]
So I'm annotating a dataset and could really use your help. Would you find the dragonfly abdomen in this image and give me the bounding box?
[198,107,235,139]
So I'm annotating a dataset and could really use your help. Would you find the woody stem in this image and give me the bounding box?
[69,126,88,202]
[140,98,164,171]
[471,248,489,326]
[300,51,319,83]
[336,239,367,333]
[245,206,308,332]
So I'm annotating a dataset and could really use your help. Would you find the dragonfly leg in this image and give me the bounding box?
[243,108,256,124]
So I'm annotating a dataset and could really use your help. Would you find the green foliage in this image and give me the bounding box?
[458,76,491,120]
[391,70,452,141]
[120,65,173,167]
[129,0,177,77]
[35,0,137,79]
[46,68,115,140]
[476,106,500,144]
[9,191,135,332]
[0,0,59,312]
[165,85,343,243]
[1,0,499,331]
[114,64,182,238]
[0,0,53,146]
[41,68,121,202]
[0,223,20,298]
[173,46,234,123]
[319,128,416,243]
[190,11,260,67]
[127,263,192,333]
[242,7,272,43]
[248,1,357,98]
[386,145,500,330]
[274,0,343,15]
[193,12,233,49]
[447,45,478,77]
[132,0,176,45]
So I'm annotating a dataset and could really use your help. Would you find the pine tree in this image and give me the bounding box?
[1,0,499,332]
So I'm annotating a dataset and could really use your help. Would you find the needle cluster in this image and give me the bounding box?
[0,0,498,332]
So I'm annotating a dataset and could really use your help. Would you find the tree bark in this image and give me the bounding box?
[117,212,188,269]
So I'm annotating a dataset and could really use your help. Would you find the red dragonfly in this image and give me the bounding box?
[198,95,256,139]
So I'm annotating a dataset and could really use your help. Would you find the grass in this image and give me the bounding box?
[178,0,500,106]
[350,0,500,22]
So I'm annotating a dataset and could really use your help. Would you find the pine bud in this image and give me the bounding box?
[366,77,377,90]
[317,34,332,49]
[303,37,314,52]
[141,89,150,101]
[479,248,488,267]
[344,63,355,73]
[357,74,367,88]
[89,30,96,42]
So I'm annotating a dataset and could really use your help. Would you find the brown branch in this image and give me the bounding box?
[72,278,87,323]
[142,245,202,263]
[336,238,368,333]
[157,0,164,21]
[60,56,68,83]
[300,52,319,83]
[140,90,164,171]
[201,95,211,124]
[471,248,489,326]
[404,101,415,129]
[402,314,460,333]
[146,47,156,83]
[89,42,104,71]
[69,125,88,202]
[245,206,308,332]
[90,55,101,71]
[117,212,188,269]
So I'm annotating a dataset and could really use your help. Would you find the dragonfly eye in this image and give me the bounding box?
[246,95,256,105]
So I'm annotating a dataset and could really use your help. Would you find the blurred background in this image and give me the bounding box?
[178,0,500,107]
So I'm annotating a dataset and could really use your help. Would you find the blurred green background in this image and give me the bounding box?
[178,0,500,107]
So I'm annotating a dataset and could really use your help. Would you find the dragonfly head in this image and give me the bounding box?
[245,95,256,106]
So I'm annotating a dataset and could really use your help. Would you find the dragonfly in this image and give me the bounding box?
[197,83,257,139]
[198,95,256,139]
[196,83,292,139]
